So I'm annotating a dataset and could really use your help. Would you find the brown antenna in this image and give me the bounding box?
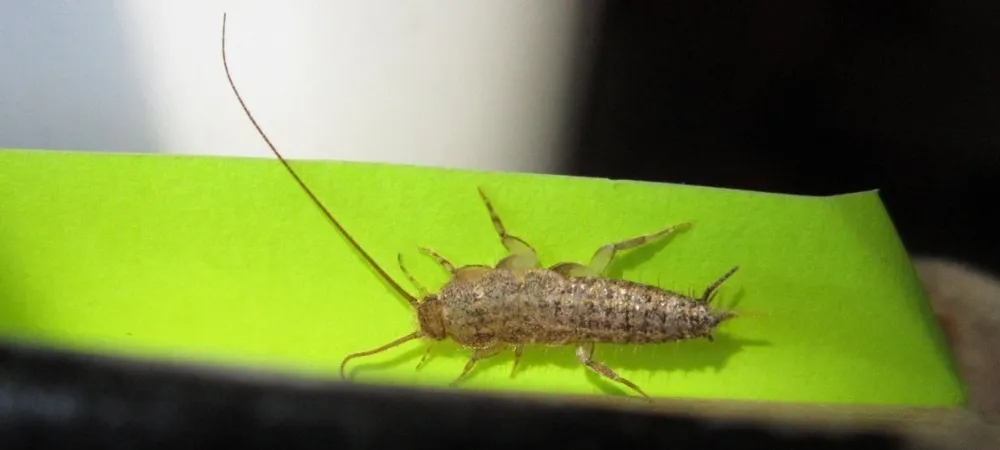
[220,13,418,308]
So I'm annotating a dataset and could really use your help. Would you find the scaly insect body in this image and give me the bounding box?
[399,188,739,399]
[438,268,736,349]
[220,13,739,400]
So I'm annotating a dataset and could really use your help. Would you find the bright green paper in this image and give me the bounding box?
[0,148,962,406]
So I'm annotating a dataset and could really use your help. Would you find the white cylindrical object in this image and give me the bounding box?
[0,1,599,174]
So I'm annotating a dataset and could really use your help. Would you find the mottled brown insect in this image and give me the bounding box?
[220,13,739,399]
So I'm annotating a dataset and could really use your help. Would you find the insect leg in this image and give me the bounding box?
[497,251,540,271]
[477,188,540,270]
[549,262,592,278]
[397,253,429,297]
[575,344,650,400]
[572,222,691,277]
[418,247,494,283]
[510,345,524,378]
[450,345,506,386]
[415,344,434,370]
[418,247,457,274]
[340,331,424,380]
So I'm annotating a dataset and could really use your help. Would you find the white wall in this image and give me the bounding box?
[0,1,601,173]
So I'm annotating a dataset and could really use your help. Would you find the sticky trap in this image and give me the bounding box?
[0,148,964,407]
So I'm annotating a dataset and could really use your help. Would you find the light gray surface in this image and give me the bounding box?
[0,1,601,173]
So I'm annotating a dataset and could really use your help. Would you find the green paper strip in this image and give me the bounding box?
[0,148,963,406]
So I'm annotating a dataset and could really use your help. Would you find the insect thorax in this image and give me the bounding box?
[416,296,447,340]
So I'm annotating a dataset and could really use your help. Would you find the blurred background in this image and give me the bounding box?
[1,0,997,272]
[570,1,1000,276]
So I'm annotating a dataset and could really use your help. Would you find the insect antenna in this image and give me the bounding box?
[700,265,739,304]
[220,13,417,308]
[339,331,424,379]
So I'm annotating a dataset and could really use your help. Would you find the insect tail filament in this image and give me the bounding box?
[700,265,740,304]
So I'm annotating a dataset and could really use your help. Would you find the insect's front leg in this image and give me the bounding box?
[552,222,691,278]
[418,247,457,274]
[477,187,541,271]
[418,247,493,283]
[450,344,507,387]
[398,253,429,297]
[575,344,650,400]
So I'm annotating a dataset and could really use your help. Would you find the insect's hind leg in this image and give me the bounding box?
[477,188,540,271]
[554,222,691,278]
[575,344,650,400]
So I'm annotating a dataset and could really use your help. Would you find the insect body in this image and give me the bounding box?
[401,193,740,399]
[220,14,739,400]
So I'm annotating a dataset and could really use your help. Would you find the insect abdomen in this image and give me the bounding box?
[439,268,723,348]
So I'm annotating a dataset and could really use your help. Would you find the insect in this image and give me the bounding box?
[219,13,740,400]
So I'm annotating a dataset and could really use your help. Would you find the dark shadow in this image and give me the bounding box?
[479,332,771,398]
[0,1,156,153]
[349,329,771,399]
[580,337,753,398]
[715,285,745,311]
